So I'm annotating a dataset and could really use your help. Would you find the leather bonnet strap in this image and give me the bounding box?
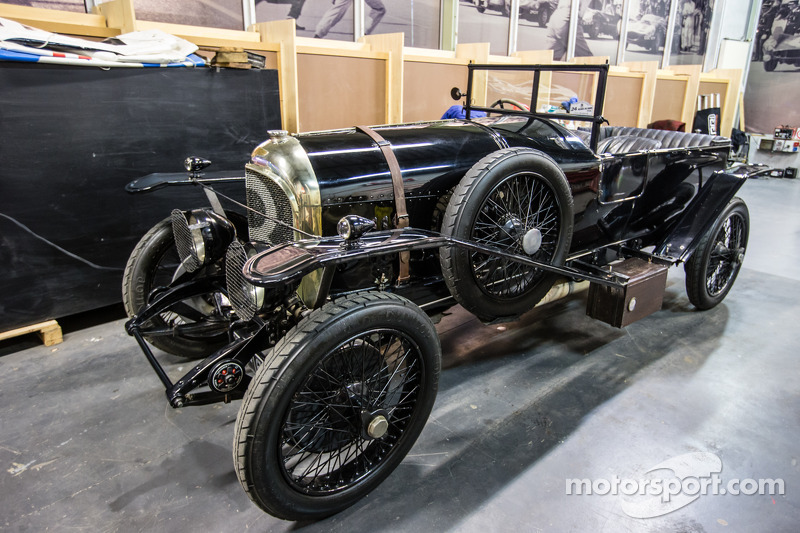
[356,125,410,282]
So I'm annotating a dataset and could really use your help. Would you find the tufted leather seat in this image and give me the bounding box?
[596,135,662,154]
[599,126,730,150]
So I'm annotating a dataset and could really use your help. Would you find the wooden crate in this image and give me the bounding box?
[0,320,63,347]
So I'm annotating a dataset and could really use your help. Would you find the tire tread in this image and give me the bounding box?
[233,291,437,520]
[685,197,749,310]
[439,147,573,321]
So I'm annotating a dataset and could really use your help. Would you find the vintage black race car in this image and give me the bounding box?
[123,64,760,521]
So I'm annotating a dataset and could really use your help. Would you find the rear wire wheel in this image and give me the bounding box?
[234,291,440,521]
[685,197,749,310]
[440,148,573,321]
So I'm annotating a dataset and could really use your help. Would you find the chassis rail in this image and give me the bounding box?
[243,227,665,291]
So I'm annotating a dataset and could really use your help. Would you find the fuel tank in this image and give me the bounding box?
[294,118,601,233]
[296,120,502,207]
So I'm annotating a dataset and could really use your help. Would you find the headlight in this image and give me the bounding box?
[226,240,270,320]
[184,156,211,173]
[245,281,265,310]
[337,214,376,242]
[189,223,207,263]
[172,209,236,272]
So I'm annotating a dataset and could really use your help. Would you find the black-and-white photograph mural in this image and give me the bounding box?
[579,0,621,61]
[458,0,511,55]
[745,0,800,133]
[1,0,85,13]
[516,0,574,58]
[133,0,244,31]
[752,0,800,70]
[255,0,359,41]
[624,0,671,62]
[668,0,713,65]
[256,0,437,44]
[370,0,440,49]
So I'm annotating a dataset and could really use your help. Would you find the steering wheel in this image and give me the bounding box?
[489,98,530,112]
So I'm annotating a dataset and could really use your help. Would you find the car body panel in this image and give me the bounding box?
[125,63,744,410]
[285,115,729,261]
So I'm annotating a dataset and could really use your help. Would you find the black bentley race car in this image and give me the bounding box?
[122,64,758,521]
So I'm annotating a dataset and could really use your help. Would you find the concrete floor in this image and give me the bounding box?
[1,177,799,532]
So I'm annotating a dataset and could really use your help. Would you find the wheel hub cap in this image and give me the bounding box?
[502,218,524,239]
[367,415,388,438]
[522,228,543,255]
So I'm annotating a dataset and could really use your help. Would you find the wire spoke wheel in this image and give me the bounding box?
[440,148,573,321]
[705,211,747,297]
[235,292,440,521]
[122,216,231,357]
[281,329,422,494]
[148,243,227,336]
[469,171,561,299]
[685,197,749,310]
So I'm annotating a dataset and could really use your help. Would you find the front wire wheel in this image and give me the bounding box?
[685,197,749,310]
[234,292,440,521]
[122,216,231,358]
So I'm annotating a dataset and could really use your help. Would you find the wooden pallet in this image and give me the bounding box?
[0,320,63,347]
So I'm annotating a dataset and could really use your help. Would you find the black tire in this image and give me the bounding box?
[476,5,486,14]
[431,188,454,233]
[649,30,663,52]
[764,57,777,71]
[439,148,574,321]
[538,7,551,27]
[586,25,598,39]
[234,291,441,521]
[685,197,749,310]
[122,217,230,358]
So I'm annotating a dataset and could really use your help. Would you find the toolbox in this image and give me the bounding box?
[587,257,669,328]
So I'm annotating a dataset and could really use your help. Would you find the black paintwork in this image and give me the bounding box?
[125,63,744,411]
[293,109,729,300]
[295,116,608,299]
[295,116,728,261]
[243,228,629,290]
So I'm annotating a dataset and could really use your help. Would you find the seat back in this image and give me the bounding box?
[597,135,662,154]
[598,126,730,150]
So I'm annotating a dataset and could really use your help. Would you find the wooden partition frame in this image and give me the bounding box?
[293,38,389,132]
[652,68,697,127]
[604,69,646,127]
[0,2,115,37]
[665,65,702,129]
[699,68,743,137]
[403,48,470,123]
[0,1,735,137]
[96,0,263,45]
[619,61,658,128]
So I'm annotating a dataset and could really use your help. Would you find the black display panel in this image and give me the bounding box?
[0,63,281,331]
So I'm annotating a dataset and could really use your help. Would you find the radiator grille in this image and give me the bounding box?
[225,240,256,321]
[171,209,199,273]
[245,168,293,244]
